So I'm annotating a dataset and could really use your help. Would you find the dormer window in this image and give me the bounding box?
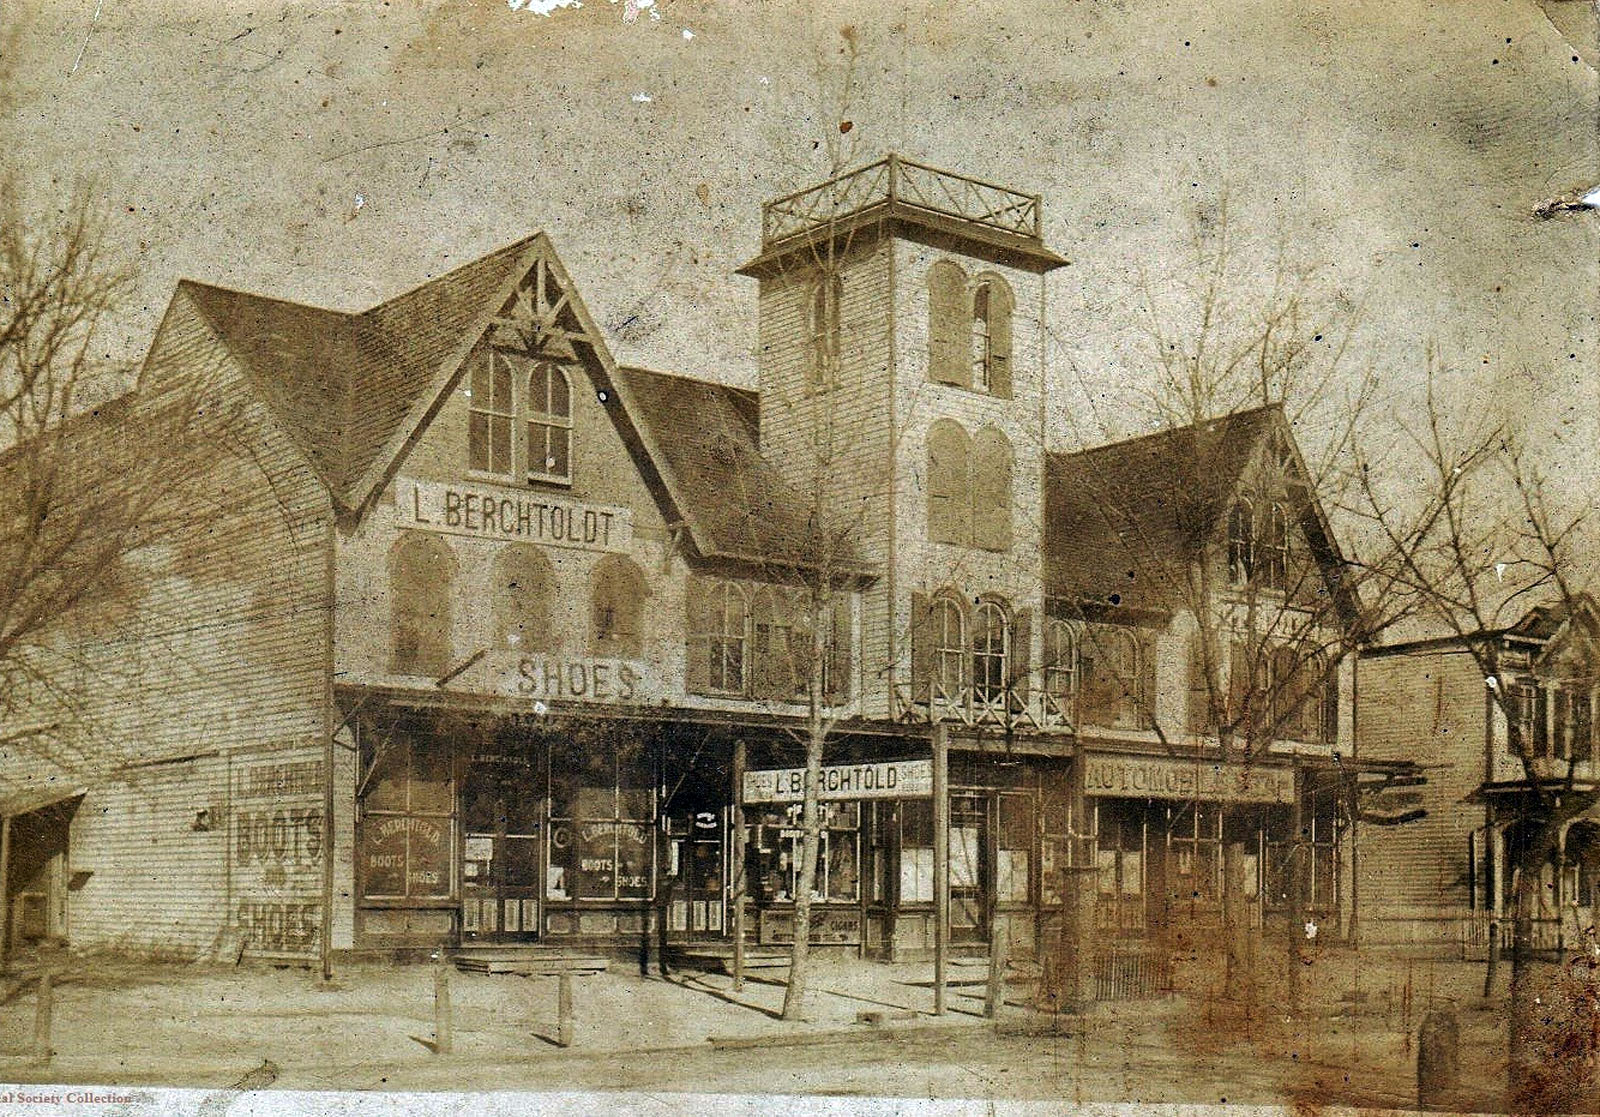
[1228,497,1290,591]
[466,350,573,486]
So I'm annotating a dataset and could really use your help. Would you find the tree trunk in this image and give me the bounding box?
[781,714,826,1020]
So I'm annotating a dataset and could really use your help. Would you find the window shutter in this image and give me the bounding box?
[1321,662,1340,745]
[1009,607,1032,712]
[1535,688,1550,757]
[987,279,1014,399]
[970,428,1013,552]
[928,262,969,388]
[827,593,853,706]
[1229,640,1252,744]
[685,577,713,695]
[927,420,972,546]
[910,591,933,703]
[1079,626,1106,726]
[1188,636,1216,734]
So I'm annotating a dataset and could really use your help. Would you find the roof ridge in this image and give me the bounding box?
[1049,401,1281,464]
[354,234,541,320]
[617,363,758,398]
[176,278,354,320]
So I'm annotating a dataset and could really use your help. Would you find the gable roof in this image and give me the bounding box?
[611,366,858,571]
[1045,404,1359,627]
[179,237,537,505]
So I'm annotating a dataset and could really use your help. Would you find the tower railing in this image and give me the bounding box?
[761,154,1042,247]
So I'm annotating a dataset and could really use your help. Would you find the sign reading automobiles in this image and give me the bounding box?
[743,760,934,804]
[230,745,325,961]
[1082,754,1295,804]
[395,476,632,553]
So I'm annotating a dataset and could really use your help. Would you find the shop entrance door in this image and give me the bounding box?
[461,761,541,941]
[667,810,726,939]
[949,793,989,944]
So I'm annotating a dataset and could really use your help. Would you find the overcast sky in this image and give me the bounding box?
[4,0,1597,479]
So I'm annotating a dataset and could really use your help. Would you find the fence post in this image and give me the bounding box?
[433,963,452,1055]
[984,928,1006,1019]
[732,739,747,993]
[932,723,949,1016]
[557,971,574,1048]
[32,971,52,1067]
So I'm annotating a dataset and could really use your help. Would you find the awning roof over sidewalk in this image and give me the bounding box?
[0,783,86,820]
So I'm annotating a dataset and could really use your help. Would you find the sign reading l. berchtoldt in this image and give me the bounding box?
[743,759,933,804]
[395,476,632,553]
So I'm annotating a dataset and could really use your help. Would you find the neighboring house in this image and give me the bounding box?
[1357,599,1600,955]
[0,155,1405,967]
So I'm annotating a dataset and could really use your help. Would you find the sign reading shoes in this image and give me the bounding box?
[396,477,633,553]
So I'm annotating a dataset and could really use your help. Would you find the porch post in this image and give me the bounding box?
[933,722,949,1015]
[0,814,10,974]
[731,738,747,992]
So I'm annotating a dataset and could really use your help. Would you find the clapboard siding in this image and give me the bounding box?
[5,290,334,959]
[1355,647,1488,942]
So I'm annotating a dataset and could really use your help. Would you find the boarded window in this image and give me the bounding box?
[928,261,970,387]
[751,586,801,700]
[490,544,555,652]
[589,554,648,659]
[390,533,456,676]
[971,426,1013,551]
[824,593,853,705]
[927,419,972,546]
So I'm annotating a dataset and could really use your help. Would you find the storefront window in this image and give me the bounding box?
[548,736,655,902]
[899,798,935,903]
[749,802,860,904]
[359,729,454,901]
[997,794,1033,903]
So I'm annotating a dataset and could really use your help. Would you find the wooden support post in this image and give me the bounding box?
[731,739,748,993]
[557,971,574,1048]
[933,723,949,1017]
[433,963,453,1054]
[32,971,52,1067]
[1288,759,1304,1010]
[0,815,11,976]
[984,926,1006,1019]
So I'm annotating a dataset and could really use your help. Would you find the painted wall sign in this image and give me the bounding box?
[395,476,633,553]
[743,759,934,804]
[493,654,652,704]
[1082,754,1295,804]
[230,747,325,960]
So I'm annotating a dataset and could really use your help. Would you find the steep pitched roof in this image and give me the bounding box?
[179,237,537,505]
[613,366,861,571]
[1045,403,1360,632]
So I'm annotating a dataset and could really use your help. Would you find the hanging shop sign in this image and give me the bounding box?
[229,746,325,961]
[493,654,653,704]
[395,476,633,553]
[743,759,933,804]
[1082,754,1295,805]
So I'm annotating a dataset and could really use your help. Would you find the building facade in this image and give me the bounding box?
[2,156,1389,968]
[1357,601,1600,956]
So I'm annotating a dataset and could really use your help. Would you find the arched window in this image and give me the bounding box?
[1262,502,1290,590]
[389,533,456,675]
[589,554,647,659]
[809,273,843,388]
[928,260,969,387]
[972,600,1010,705]
[932,594,968,700]
[468,350,514,477]
[1227,499,1254,585]
[491,544,554,652]
[927,419,972,546]
[971,426,1013,552]
[1044,618,1079,718]
[527,360,573,484]
[971,276,1014,397]
[1080,624,1145,729]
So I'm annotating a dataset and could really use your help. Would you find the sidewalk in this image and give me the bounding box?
[0,953,1006,1088]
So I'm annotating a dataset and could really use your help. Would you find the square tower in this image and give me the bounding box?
[737,155,1068,721]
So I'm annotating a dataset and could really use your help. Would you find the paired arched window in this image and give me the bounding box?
[389,533,457,675]
[687,577,852,703]
[926,420,1012,551]
[1227,497,1290,591]
[809,273,844,388]
[491,545,554,652]
[467,350,573,484]
[590,555,647,658]
[928,261,1013,397]
[911,591,1030,715]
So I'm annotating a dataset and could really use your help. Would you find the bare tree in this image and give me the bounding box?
[1352,358,1600,1111]
[0,182,247,778]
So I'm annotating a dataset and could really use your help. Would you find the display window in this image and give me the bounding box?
[359,730,455,902]
[749,801,860,904]
[547,736,656,902]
